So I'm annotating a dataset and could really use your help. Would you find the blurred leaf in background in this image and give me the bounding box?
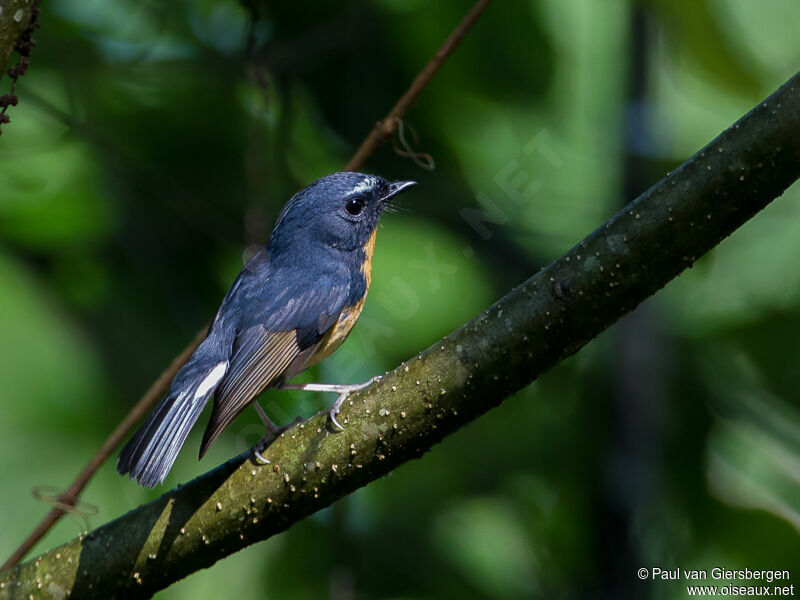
[0,0,798,598]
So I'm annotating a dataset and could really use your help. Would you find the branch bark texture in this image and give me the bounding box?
[0,0,31,75]
[2,73,799,599]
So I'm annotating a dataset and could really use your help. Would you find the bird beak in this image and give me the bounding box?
[382,180,417,202]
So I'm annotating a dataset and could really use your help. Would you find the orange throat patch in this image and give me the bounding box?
[361,228,377,287]
[307,228,378,366]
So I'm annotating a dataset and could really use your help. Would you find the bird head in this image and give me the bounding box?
[268,172,416,256]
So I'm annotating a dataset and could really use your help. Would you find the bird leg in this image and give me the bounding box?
[253,401,280,434]
[281,376,382,431]
[252,402,302,464]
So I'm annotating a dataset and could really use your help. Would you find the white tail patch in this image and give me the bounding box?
[195,362,228,400]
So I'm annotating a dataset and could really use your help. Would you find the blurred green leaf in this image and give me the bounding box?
[646,0,763,98]
[433,497,540,599]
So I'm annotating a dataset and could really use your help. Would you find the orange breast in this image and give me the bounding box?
[306,229,377,366]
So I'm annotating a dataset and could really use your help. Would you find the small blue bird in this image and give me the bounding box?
[117,172,416,487]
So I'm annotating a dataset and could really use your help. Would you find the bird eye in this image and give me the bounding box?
[345,196,365,216]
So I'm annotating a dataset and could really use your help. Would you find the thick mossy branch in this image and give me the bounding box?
[0,0,32,75]
[2,73,800,599]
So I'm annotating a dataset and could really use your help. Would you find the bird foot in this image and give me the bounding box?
[252,415,304,464]
[281,376,382,431]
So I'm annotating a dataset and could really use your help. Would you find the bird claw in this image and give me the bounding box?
[252,416,304,463]
[329,390,350,431]
[328,376,382,432]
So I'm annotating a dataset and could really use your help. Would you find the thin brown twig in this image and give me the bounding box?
[1,329,206,570]
[1,0,494,570]
[344,0,494,172]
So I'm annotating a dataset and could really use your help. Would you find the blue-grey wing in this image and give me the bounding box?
[199,268,349,456]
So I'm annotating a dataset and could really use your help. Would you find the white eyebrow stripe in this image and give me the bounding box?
[350,177,377,195]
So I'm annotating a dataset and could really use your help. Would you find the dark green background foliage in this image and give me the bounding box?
[1,0,798,597]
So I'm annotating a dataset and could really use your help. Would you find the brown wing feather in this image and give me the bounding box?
[199,327,300,457]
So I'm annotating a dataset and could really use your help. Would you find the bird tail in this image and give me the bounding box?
[117,357,228,488]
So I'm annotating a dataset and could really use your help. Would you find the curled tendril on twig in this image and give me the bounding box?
[389,117,435,171]
[32,486,99,532]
